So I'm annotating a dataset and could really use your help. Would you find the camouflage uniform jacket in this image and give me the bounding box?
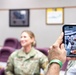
[5,47,48,75]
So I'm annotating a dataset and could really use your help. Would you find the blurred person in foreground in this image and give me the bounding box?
[46,32,66,75]
[46,32,76,75]
[64,50,76,75]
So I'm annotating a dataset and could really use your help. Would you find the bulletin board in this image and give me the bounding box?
[46,8,64,25]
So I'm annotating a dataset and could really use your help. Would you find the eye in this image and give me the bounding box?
[20,36,22,38]
[24,36,26,38]
[20,36,26,38]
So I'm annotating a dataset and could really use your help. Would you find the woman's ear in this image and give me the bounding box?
[31,38,36,47]
[31,37,34,42]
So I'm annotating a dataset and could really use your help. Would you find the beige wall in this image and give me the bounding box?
[0,0,76,47]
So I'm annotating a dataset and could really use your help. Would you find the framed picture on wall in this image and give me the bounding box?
[46,8,64,25]
[9,9,30,27]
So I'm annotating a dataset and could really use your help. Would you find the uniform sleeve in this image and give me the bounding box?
[5,54,14,75]
[39,53,48,70]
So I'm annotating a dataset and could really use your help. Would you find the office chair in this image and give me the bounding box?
[3,37,22,50]
[0,47,14,62]
[35,47,48,56]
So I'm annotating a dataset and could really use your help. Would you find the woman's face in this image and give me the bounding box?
[20,32,34,47]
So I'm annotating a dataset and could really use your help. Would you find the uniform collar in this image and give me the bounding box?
[17,47,36,58]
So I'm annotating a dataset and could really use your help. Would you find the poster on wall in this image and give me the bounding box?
[46,8,64,25]
[9,9,30,27]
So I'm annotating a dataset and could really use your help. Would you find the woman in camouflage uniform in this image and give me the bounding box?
[5,30,48,75]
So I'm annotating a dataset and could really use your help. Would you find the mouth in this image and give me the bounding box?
[21,41,26,44]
